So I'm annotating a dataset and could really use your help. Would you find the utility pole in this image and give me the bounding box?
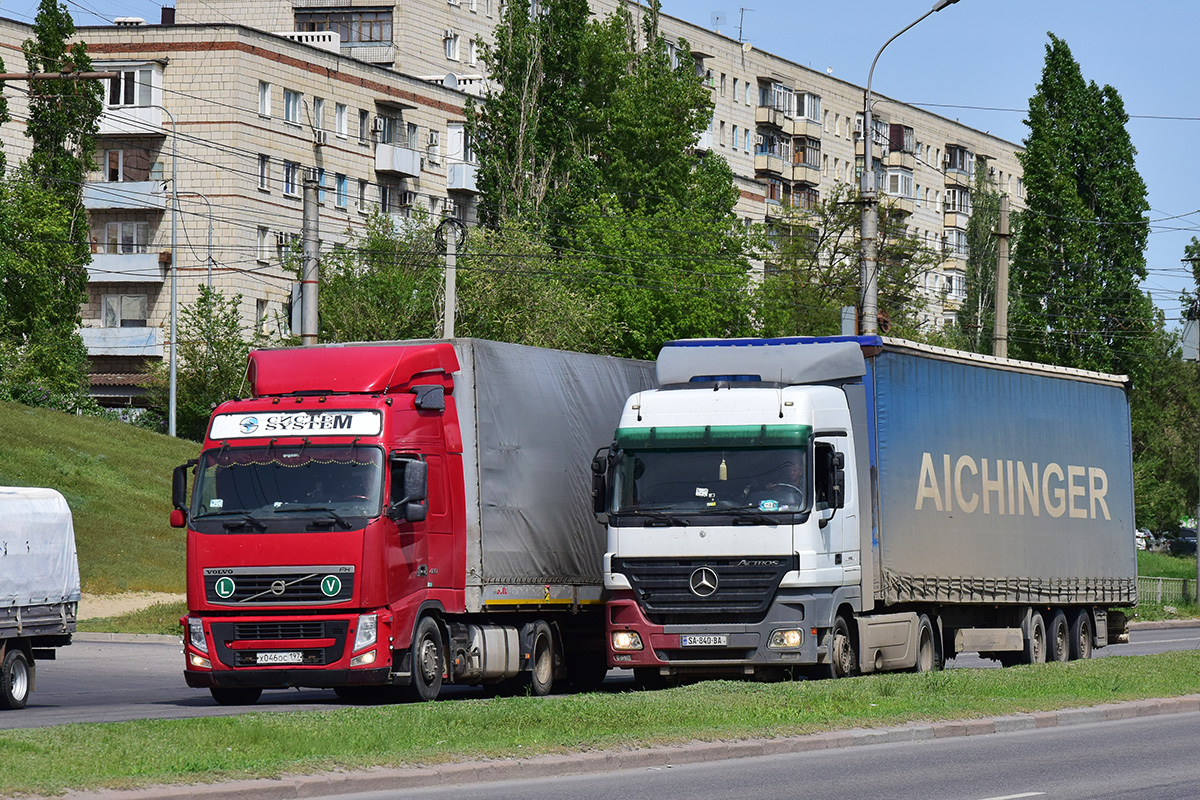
[993,194,1010,358]
[438,217,466,339]
[301,171,319,346]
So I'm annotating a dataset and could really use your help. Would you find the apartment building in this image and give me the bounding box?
[174,0,1026,332]
[0,14,480,406]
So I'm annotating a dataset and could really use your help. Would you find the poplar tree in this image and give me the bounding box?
[957,159,1002,353]
[1009,34,1155,375]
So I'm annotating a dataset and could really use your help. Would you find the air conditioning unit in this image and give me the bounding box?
[427,130,440,147]
[398,190,416,207]
[443,29,456,40]
[275,231,288,247]
[372,116,386,133]
[442,198,459,215]
[312,129,328,146]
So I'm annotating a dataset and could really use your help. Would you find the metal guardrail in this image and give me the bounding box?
[1138,576,1197,605]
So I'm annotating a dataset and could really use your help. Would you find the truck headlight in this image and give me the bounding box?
[612,630,643,651]
[188,617,207,653]
[353,614,378,652]
[768,629,803,649]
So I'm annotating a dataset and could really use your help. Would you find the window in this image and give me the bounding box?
[886,168,913,198]
[104,221,150,254]
[766,177,784,202]
[108,68,152,107]
[257,226,271,262]
[317,168,326,204]
[945,145,973,175]
[284,90,302,124]
[258,154,270,190]
[379,184,392,213]
[719,73,726,96]
[359,109,370,143]
[276,231,299,263]
[101,294,148,328]
[313,97,325,130]
[719,120,726,146]
[732,78,738,100]
[444,32,459,60]
[795,136,820,167]
[407,121,419,148]
[794,185,819,210]
[335,103,348,136]
[731,125,738,152]
[945,230,969,257]
[944,187,971,214]
[798,92,820,122]
[295,9,392,43]
[468,37,478,65]
[256,299,269,334]
[744,83,752,105]
[283,161,299,195]
[889,124,915,154]
[760,81,793,114]
[335,174,348,208]
[258,81,271,116]
[104,148,150,181]
[358,179,368,212]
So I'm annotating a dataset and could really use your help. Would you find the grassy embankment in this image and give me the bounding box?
[1,650,1199,796]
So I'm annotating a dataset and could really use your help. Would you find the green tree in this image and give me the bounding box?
[957,159,1003,353]
[147,286,265,441]
[1009,34,1156,375]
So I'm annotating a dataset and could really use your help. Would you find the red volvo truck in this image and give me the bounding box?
[173,339,652,704]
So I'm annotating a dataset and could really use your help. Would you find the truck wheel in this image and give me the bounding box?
[1046,610,1070,663]
[209,687,262,706]
[826,615,858,679]
[1024,611,1047,665]
[0,649,32,710]
[513,622,555,697]
[1068,609,1093,660]
[405,616,444,702]
[913,614,942,672]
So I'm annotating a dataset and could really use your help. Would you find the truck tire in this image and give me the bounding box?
[209,687,262,706]
[913,614,942,672]
[513,621,555,697]
[1046,609,1070,663]
[1068,609,1093,660]
[404,616,444,702]
[823,615,858,679]
[1024,611,1047,665]
[1,649,32,710]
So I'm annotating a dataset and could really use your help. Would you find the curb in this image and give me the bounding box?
[74,632,180,645]
[1127,618,1200,630]
[70,693,1200,800]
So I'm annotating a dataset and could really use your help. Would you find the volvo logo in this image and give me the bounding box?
[688,567,719,597]
[270,580,287,596]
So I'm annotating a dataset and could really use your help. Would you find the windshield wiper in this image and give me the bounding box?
[639,511,690,527]
[219,513,267,532]
[719,506,784,526]
[272,504,352,529]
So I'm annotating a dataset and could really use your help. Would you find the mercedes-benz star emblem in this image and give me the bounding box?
[689,567,719,597]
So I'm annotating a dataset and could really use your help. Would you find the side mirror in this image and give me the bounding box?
[171,462,192,526]
[591,448,609,515]
[389,456,428,523]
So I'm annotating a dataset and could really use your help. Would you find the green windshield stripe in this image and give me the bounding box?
[615,424,811,449]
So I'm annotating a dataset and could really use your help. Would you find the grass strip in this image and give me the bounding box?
[3,651,1199,796]
[78,602,188,636]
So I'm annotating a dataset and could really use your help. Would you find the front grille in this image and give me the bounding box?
[656,648,756,662]
[612,556,794,623]
[204,567,354,605]
[234,621,327,640]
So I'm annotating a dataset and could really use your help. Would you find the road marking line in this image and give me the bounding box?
[1136,637,1200,645]
[977,794,1045,800]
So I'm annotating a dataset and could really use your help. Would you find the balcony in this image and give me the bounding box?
[885,150,916,170]
[786,118,821,139]
[755,105,786,129]
[764,199,786,220]
[375,141,422,177]
[889,196,916,216]
[754,153,786,176]
[83,181,168,211]
[694,129,713,153]
[447,162,479,194]
[944,168,971,189]
[790,163,820,185]
[344,42,395,65]
[87,252,166,284]
[98,105,164,137]
[944,209,970,230]
[79,326,163,358]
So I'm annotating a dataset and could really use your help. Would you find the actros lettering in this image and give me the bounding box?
[914,452,1110,520]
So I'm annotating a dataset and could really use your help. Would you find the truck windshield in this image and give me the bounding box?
[191,445,385,522]
[611,447,807,515]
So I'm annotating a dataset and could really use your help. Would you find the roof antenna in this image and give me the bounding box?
[778,369,785,418]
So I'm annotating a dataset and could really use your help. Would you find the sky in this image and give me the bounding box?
[2,0,1197,325]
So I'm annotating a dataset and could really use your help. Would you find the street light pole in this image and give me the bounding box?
[152,104,179,438]
[860,0,961,334]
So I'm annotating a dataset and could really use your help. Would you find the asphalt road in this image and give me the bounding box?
[333,711,1200,800]
[3,625,1198,730]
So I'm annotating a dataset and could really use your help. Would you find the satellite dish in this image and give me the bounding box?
[827,66,834,74]
[742,41,752,53]
[443,73,458,89]
[711,11,726,30]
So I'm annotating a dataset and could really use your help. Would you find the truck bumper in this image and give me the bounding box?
[606,589,837,674]
[183,610,395,690]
